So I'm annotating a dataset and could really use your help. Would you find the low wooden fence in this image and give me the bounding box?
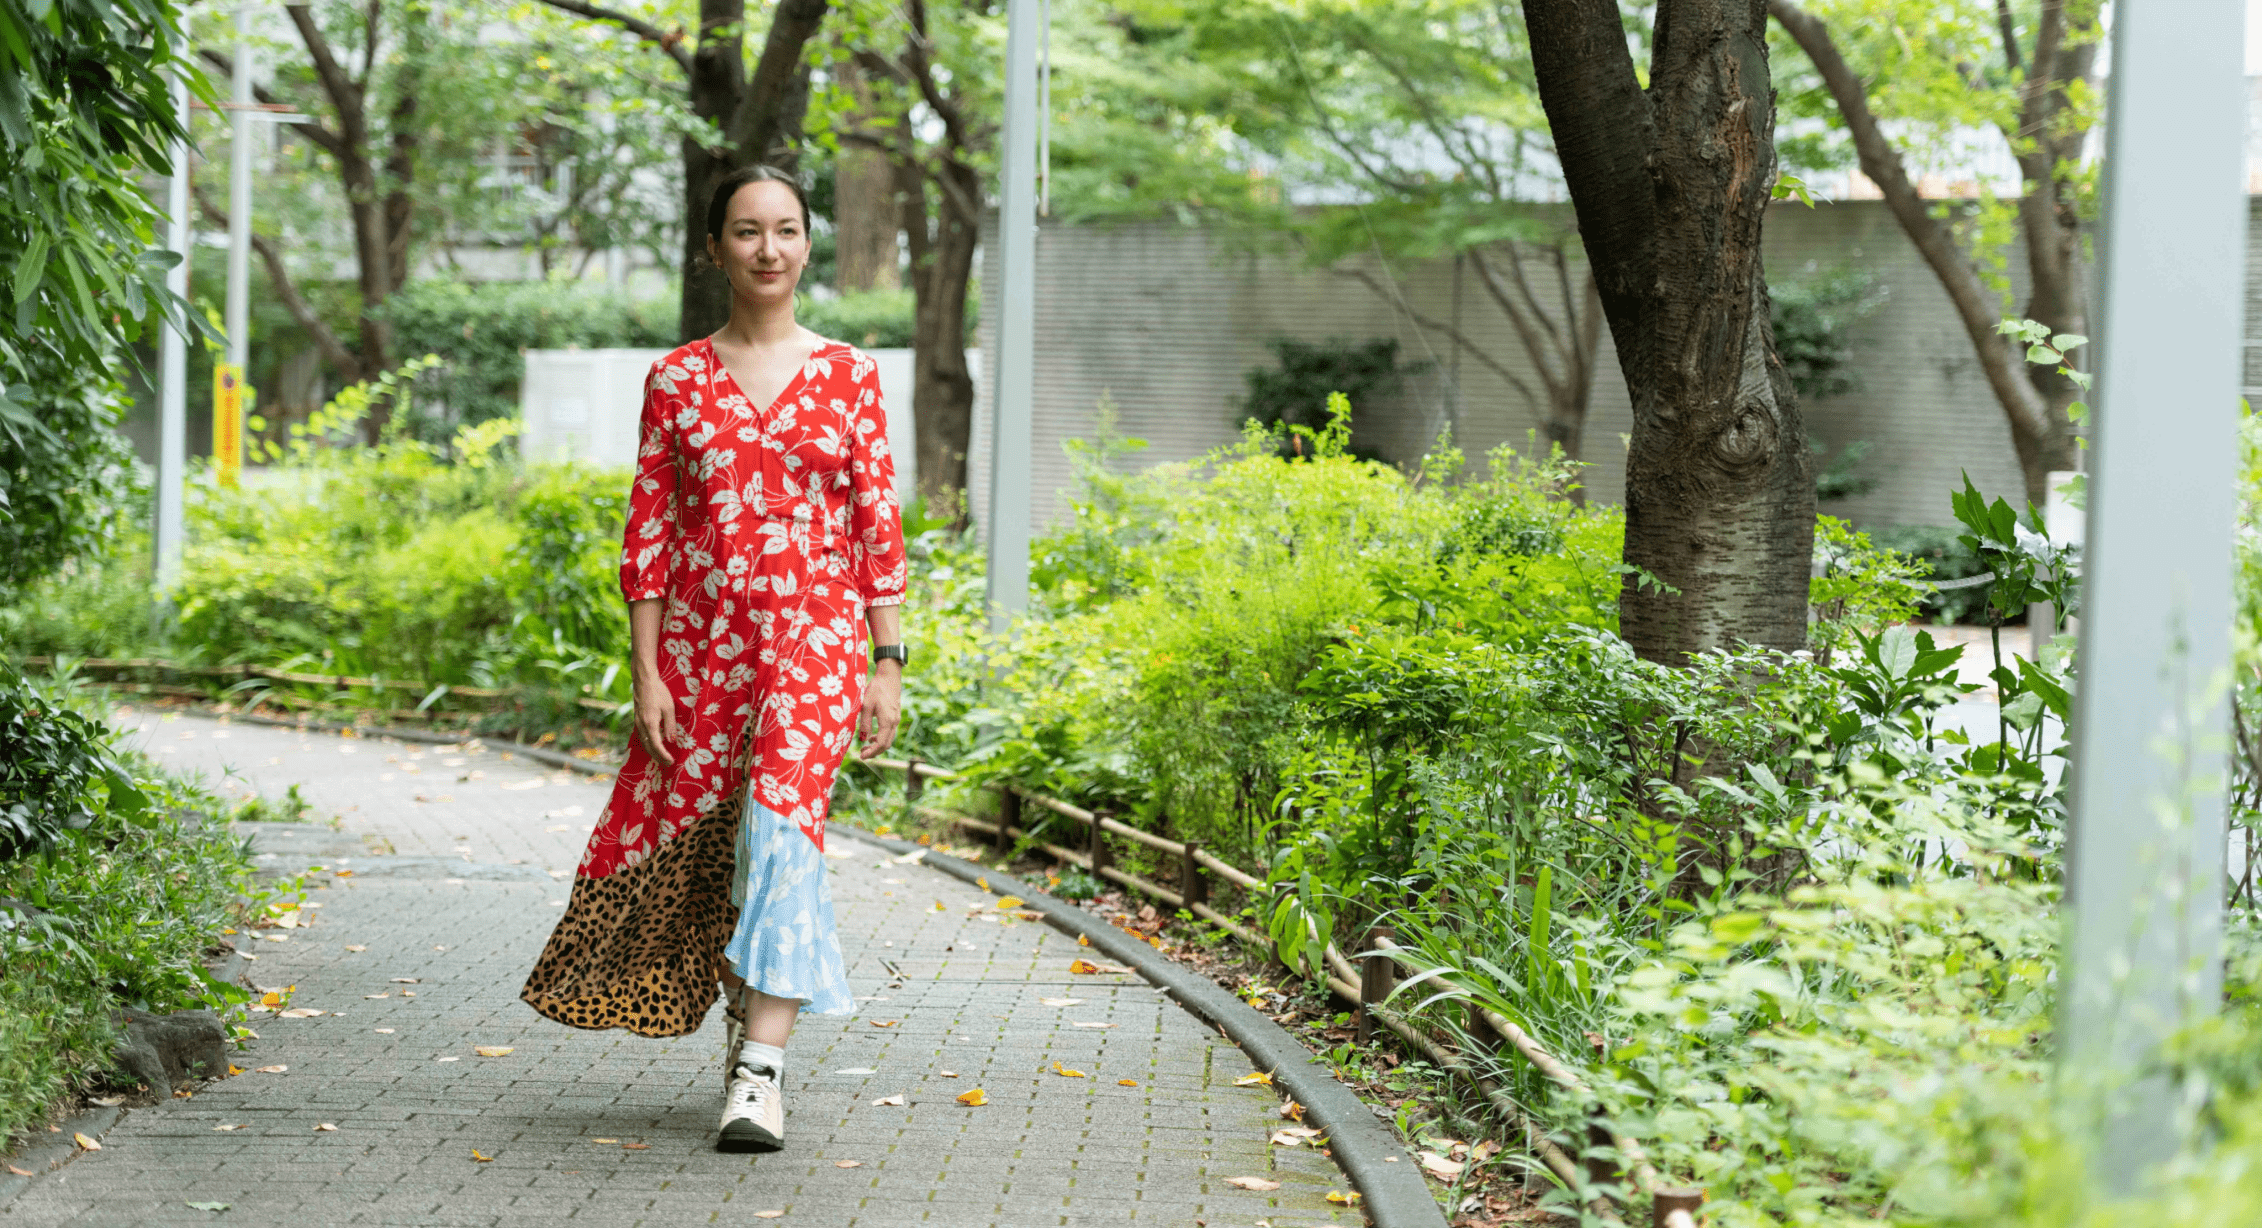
[15,656,620,721]
[860,756,1703,1228]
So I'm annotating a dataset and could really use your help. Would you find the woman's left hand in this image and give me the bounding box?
[858,661,902,759]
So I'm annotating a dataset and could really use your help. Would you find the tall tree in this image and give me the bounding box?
[1768,0,2098,506]
[829,55,901,293]
[537,0,831,341]
[1522,0,1814,662]
[816,0,999,511]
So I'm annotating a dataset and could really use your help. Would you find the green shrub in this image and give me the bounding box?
[0,344,143,599]
[378,280,675,438]
[799,287,917,349]
[0,661,143,856]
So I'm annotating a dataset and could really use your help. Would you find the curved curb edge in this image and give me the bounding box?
[832,823,1448,1228]
[0,1103,126,1209]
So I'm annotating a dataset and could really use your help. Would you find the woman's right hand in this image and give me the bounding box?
[632,672,678,770]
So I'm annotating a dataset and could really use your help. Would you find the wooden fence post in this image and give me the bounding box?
[1652,1188,1703,1228]
[1088,810,1111,879]
[1356,925,1395,1044]
[905,758,924,802]
[996,788,1020,854]
[1180,840,1207,909]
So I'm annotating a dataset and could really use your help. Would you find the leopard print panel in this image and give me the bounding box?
[519,786,742,1038]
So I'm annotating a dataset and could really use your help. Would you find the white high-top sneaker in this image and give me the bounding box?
[717,1054,784,1153]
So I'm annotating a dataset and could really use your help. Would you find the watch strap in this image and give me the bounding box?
[873,643,908,667]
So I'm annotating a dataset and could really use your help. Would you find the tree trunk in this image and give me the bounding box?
[1525,0,1814,663]
[904,158,979,513]
[832,58,900,294]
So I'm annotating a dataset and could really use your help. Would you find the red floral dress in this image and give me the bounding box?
[522,337,906,1036]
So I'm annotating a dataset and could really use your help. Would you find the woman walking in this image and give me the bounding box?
[521,164,909,1153]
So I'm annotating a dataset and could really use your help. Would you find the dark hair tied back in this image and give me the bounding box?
[706,164,811,241]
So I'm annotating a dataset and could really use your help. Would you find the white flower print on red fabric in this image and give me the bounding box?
[580,340,906,878]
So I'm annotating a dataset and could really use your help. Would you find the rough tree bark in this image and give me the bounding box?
[537,0,830,343]
[1770,0,2093,507]
[831,58,902,294]
[1523,0,1815,662]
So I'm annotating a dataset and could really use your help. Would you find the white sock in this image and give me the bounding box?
[737,1041,785,1080]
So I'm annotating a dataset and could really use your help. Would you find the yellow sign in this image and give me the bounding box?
[212,363,244,488]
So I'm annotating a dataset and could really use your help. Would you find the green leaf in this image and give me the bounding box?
[13,229,48,303]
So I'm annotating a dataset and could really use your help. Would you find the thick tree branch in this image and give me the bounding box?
[1769,0,2051,442]
[284,4,365,133]
[1995,0,2022,75]
[724,0,829,157]
[1520,0,1657,349]
[534,0,693,74]
[193,184,363,381]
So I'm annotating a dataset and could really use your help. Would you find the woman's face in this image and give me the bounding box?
[707,180,809,306]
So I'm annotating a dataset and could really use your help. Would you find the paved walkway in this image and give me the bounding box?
[7,712,1357,1227]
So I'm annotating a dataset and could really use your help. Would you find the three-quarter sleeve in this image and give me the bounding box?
[619,361,680,602]
[848,360,908,607]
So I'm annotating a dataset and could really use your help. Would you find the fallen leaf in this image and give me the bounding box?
[754,1212,784,1220]
[869,1020,898,1029]
[1234,1071,1275,1087]
[185,1202,230,1212]
[955,1088,987,1106]
[993,895,1025,909]
[1472,1139,1502,1163]
[835,1067,877,1075]
[344,945,367,952]
[1118,1079,1139,1087]
[1014,910,1044,921]
[315,1123,339,1133]
[334,870,354,878]
[7,1164,33,1175]
[471,1149,493,1163]
[892,848,928,864]
[1225,1176,1281,1192]
[1051,1063,1086,1078]
[373,1028,394,1034]
[220,928,237,936]
[73,1133,100,1151]
[436,1057,460,1063]
[931,901,946,912]
[1325,1191,1362,1206]
[389,978,420,984]
[398,991,416,997]
[227,1065,244,1076]
[1039,997,1085,1007]
[254,1065,287,1074]
[1278,1100,1305,1122]
[621,1143,650,1150]
[277,1008,323,1018]
[473,1047,514,1057]
[364,993,390,1000]
[871,1095,906,1107]
[938,1070,957,1078]
[593,1138,618,1144]
[1077,933,1090,947]
[834,1160,863,1168]
[1419,1150,1464,1178]
[1147,936,1164,949]
[1270,1127,1325,1147]
[976,877,989,892]
[1068,960,1100,974]
[213,1125,244,1132]
[258,991,286,1007]
[1070,1021,1117,1029]
[89,1096,123,1107]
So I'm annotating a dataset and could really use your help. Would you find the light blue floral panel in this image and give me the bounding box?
[723,798,856,1016]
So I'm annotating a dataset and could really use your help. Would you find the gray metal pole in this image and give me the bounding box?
[225,1,252,375]
[983,0,1041,627]
[156,73,191,590]
[2062,0,2247,1184]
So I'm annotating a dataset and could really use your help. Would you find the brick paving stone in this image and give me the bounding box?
[2,712,1364,1227]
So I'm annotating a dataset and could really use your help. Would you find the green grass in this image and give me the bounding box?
[0,751,253,1147]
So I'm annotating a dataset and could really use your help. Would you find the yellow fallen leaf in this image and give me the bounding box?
[976,877,989,892]
[473,1047,514,1057]
[1077,933,1090,947]
[1278,1099,1305,1122]
[335,870,354,877]
[227,1065,244,1077]
[1147,936,1164,949]
[471,1149,493,1163]
[621,1143,650,1150]
[73,1133,100,1151]
[869,1020,899,1029]
[220,928,237,936]
[932,901,946,912]
[1068,959,1100,974]
[993,896,1024,909]
[1118,1079,1138,1087]
[1326,1190,1362,1205]
[1472,1139,1502,1162]
[1014,910,1043,921]
[1051,1063,1086,1078]
[834,1160,863,1168]
[315,1123,338,1133]
[1225,1176,1281,1191]
[593,1138,618,1144]
[1234,1071,1274,1087]
[955,1088,987,1106]
[254,1065,288,1074]
[258,992,285,1007]
[754,1213,784,1220]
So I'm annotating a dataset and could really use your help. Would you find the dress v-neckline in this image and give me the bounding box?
[705,336,834,421]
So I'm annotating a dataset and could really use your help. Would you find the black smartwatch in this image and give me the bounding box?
[872,644,908,668]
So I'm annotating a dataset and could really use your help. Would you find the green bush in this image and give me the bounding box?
[0,345,144,598]
[799,287,917,349]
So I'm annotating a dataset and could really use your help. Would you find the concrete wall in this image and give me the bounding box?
[969,199,2262,533]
